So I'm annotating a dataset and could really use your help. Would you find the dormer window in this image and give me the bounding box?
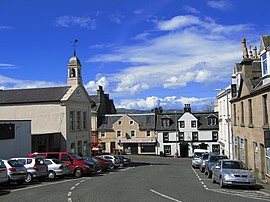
[208,117,217,125]
[162,119,170,127]
[262,52,268,76]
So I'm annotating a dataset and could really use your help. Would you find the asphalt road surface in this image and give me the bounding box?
[1,155,270,202]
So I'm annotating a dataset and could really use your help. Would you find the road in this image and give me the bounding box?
[1,155,270,202]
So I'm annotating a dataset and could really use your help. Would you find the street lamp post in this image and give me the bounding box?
[175,111,178,158]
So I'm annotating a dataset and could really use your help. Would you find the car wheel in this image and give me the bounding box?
[74,168,83,178]
[108,164,114,170]
[48,171,56,179]
[207,171,212,178]
[25,172,33,183]
[204,170,208,175]
[201,168,205,173]
[220,176,224,188]
[212,175,216,183]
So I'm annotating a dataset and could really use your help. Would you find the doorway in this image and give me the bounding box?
[110,142,115,154]
[180,142,188,158]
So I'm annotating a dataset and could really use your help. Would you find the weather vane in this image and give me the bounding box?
[72,39,78,56]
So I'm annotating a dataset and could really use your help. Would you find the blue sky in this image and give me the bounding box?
[1,0,270,111]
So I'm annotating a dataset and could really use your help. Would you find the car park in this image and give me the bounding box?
[212,159,256,188]
[99,155,121,169]
[28,152,94,178]
[44,159,72,179]
[199,153,210,172]
[10,157,48,183]
[205,154,228,178]
[192,149,209,168]
[0,160,8,185]
[3,159,27,184]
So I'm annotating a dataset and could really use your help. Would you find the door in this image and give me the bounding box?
[180,142,188,158]
[131,144,138,154]
[110,142,116,154]
[61,154,74,171]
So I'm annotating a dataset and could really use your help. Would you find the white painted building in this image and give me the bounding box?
[216,86,232,159]
[156,104,220,157]
[0,120,31,159]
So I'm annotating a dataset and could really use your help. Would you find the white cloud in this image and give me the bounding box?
[0,75,64,89]
[157,15,200,31]
[116,95,215,111]
[0,63,19,69]
[183,5,200,14]
[84,76,109,93]
[87,14,253,96]
[110,14,125,24]
[207,0,232,10]
[133,9,143,15]
[55,16,96,29]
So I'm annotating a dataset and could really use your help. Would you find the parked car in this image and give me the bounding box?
[192,149,209,168]
[3,159,27,184]
[93,156,114,171]
[28,152,94,178]
[44,159,72,179]
[10,157,48,183]
[199,153,210,172]
[82,157,102,174]
[205,154,228,178]
[100,155,120,169]
[0,160,8,185]
[212,159,256,188]
[116,156,131,167]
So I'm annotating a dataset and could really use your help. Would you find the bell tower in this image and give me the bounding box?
[67,39,82,86]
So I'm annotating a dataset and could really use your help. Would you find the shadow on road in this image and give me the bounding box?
[0,190,10,196]
[131,162,170,167]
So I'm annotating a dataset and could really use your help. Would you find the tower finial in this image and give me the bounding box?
[72,39,78,56]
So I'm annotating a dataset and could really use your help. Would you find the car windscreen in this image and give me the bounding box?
[0,160,5,168]
[210,155,227,162]
[35,158,46,165]
[8,160,24,167]
[194,153,203,158]
[69,153,83,160]
[52,159,63,164]
[222,161,249,170]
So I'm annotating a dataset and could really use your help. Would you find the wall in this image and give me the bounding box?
[0,120,31,159]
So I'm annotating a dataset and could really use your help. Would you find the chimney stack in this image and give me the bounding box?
[184,104,191,113]
[253,46,258,59]
[242,38,249,59]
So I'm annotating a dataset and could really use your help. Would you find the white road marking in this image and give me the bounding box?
[75,183,80,186]
[150,189,182,202]
[68,192,72,197]
[68,198,72,202]
[7,177,88,193]
[70,186,75,191]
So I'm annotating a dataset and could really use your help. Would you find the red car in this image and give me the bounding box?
[93,156,114,171]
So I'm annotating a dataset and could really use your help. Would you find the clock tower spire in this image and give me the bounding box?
[67,39,82,86]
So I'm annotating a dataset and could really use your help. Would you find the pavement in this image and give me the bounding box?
[257,179,270,195]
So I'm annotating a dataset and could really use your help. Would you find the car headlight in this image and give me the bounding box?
[224,173,234,178]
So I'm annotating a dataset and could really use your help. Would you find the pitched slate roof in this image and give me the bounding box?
[156,112,219,131]
[260,35,270,52]
[98,114,155,131]
[0,86,71,104]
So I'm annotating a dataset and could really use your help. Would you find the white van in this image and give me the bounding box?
[192,149,210,168]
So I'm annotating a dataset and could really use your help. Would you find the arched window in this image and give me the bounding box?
[70,68,76,77]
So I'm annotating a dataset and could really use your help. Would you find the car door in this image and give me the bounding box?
[61,154,74,171]
[212,160,221,181]
[0,160,7,183]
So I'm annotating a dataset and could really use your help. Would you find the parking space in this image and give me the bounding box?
[192,167,270,201]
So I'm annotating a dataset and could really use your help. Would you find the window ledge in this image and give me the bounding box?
[248,124,254,128]
[240,124,245,127]
[262,124,269,129]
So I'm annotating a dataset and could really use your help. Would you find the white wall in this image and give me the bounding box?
[0,120,31,159]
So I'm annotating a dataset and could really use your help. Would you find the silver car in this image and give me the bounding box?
[0,160,8,185]
[212,159,256,188]
[11,157,48,183]
[3,159,27,184]
[44,159,72,179]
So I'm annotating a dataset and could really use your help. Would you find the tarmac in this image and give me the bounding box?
[257,179,270,195]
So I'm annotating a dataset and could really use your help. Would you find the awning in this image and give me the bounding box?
[119,139,156,144]
[91,146,99,151]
